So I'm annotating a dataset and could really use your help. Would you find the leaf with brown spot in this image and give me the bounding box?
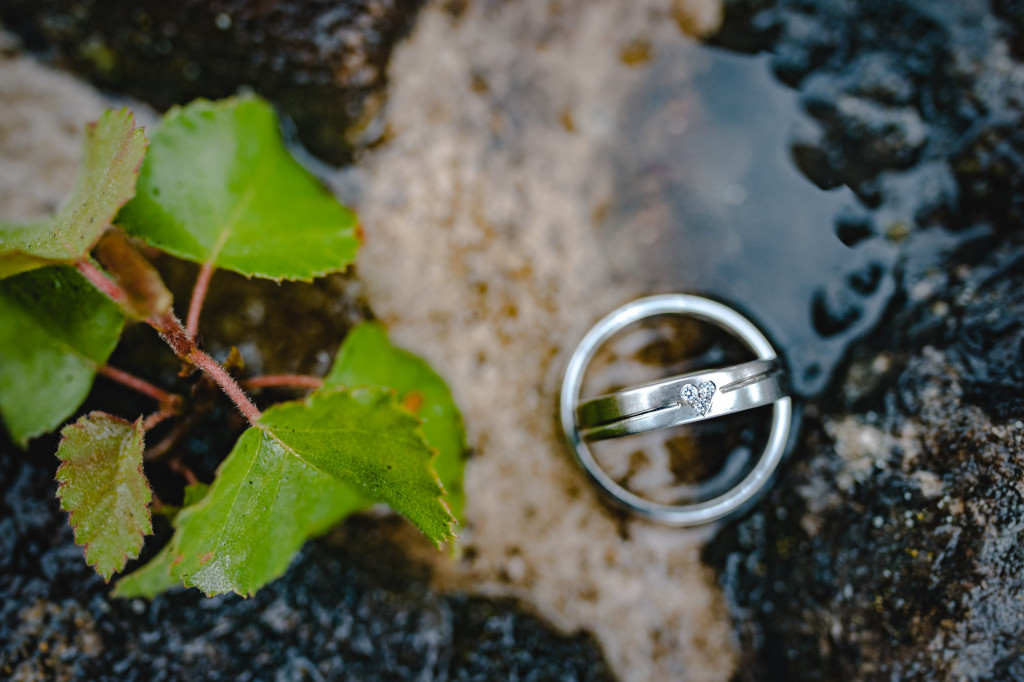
[55,412,153,581]
[120,387,451,597]
[402,391,425,413]
[325,322,468,519]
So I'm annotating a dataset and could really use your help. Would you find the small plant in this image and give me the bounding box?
[0,96,465,598]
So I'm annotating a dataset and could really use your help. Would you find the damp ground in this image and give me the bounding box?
[3,0,1024,680]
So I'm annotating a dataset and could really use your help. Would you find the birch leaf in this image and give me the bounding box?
[55,413,152,581]
[116,95,358,281]
[119,388,451,597]
[325,321,467,519]
[0,266,125,445]
[0,109,147,278]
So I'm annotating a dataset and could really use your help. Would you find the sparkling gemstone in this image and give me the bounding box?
[681,380,716,415]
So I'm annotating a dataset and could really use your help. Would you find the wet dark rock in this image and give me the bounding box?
[954,124,1024,231]
[601,0,1024,400]
[0,449,616,681]
[950,252,1024,421]
[801,82,928,182]
[696,12,1024,674]
[994,0,1024,61]
[0,0,426,164]
[601,47,910,396]
[706,241,1024,680]
[712,0,1024,234]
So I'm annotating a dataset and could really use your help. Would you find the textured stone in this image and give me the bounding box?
[699,1,1024,678]
[14,0,1024,679]
[707,245,1024,680]
[0,0,426,164]
[347,3,738,681]
[0,445,615,681]
[713,0,1024,234]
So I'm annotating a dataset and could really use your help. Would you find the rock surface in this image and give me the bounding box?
[1,451,615,681]
[702,0,1024,679]
[8,0,1024,679]
[713,0,1024,236]
[0,0,426,164]
[346,3,739,681]
[707,242,1024,681]
[0,1,735,679]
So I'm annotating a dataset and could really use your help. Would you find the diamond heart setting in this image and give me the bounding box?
[681,380,716,416]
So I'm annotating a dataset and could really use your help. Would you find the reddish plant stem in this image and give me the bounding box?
[76,258,132,309]
[167,457,199,485]
[78,257,262,427]
[185,260,215,340]
[148,311,262,425]
[98,365,181,408]
[142,408,177,432]
[190,347,263,424]
[243,374,324,390]
[145,420,187,461]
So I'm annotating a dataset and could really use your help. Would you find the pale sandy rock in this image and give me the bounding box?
[0,47,107,220]
[351,2,734,681]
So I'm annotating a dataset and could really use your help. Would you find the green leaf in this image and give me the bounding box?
[114,481,214,599]
[117,95,359,281]
[0,109,147,279]
[148,426,369,596]
[55,413,152,581]
[147,481,210,525]
[112,543,180,599]
[182,481,210,507]
[120,388,452,597]
[0,266,125,445]
[325,321,467,519]
[259,389,455,544]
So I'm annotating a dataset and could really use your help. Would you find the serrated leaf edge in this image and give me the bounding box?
[116,95,356,283]
[81,109,150,255]
[323,321,469,522]
[55,412,152,582]
[261,387,457,543]
[118,389,456,599]
[110,543,180,599]
[0,108,148,274]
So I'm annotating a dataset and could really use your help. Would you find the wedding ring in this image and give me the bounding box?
[577,358,786,440]
[559,294,793,526]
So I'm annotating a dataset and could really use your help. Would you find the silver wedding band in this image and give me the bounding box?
[577,358,786,440]
[560,294,793,526]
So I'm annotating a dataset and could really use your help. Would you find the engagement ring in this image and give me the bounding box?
[560,294,793,526]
